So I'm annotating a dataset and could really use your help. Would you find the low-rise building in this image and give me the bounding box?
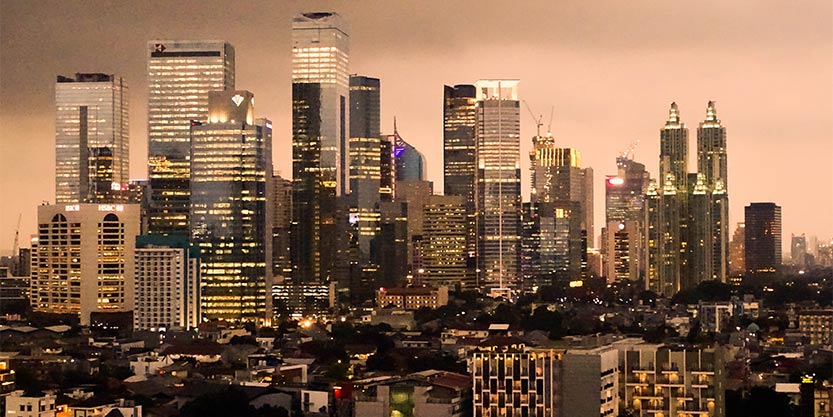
[354,370,471,417]
[5,390,57,417]
[376,286,449,310]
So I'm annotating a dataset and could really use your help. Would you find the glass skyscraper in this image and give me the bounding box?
[393,124,426,182]
[291,12,349,285]
[475,80,521,292]
[189,90,271,323]
[348,75,381,262]
[147,40,235,235]
[744,202,782,277]
[55,73,128,203]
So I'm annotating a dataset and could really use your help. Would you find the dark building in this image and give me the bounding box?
[745,202,782,277]
[348,75,381,265]
[189,90,271,323]
[272,175,292,280]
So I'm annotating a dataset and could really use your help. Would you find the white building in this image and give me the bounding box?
[31,204,139,325]
[133,235,199,331]
[5,390,57,417]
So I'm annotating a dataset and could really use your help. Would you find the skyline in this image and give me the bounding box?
[1,0,831,254]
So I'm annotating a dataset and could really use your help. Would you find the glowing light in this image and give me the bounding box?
[608,177,624,186]
[569,280,583,288]
[231,94,244,107]
[65,204,80,212]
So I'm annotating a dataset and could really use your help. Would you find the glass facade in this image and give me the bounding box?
[744,202,782,276]
[475,80,521,291]
[189,91,271,322]
[292,13,349,286]
[147,40,235,235]
[55,73,128,203]
[348,75,381,262]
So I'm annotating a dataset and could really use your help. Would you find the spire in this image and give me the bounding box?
[664,102,683,129]
[393,116,398,135]
[703,100,721,125]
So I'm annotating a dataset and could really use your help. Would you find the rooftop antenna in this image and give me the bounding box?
[620,139,640,160]
[522,100,543,137]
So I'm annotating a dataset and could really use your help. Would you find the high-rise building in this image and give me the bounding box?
[791,234,807,267]
[616,340,726,417]
[189,91,272,323]
[133,234,199,331]
[31,203,139,325]
[471,341,619,417]
[475,80,522,292]
[646,103,690,296]
[291,12,349,287]
[147,40,235,236]
[602,157,649,282]
[421,195,469,288]
[272,175,293,281]
[696,101,729,283]
[728,223,745,277]
[443,84,479,282]
[745,202,782,276]
[379,133,395,202]
[392,122,426,182]
[528,136,592,284]
[55,73,128,203]
[348,75,381,263]
[394,180,433,275]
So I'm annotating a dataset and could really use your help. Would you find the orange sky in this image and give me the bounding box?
[1,0,831,255]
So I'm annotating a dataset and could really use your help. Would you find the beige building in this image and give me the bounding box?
[471,339,618,417]
[799,310,833,346]
[615,339,725,417]
[5,390,57,417]
[376,286,449,310]
[31,204,139,325]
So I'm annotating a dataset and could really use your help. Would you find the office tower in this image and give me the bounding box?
[55,73,128,203]
[147,40,235,235]
[791,234,807,266]
[375,202,409,288]
[688,173,712,288]
[272,175,293,280]
[697,101,729,283]
[744,202,782,277]
[394,180,433,274]
[31,204,139,325]
[602,157,649,281]
[291,12,349,286]
[392,122,426,182]
[616,340,726,417]
[471,341,619,417]
[521,202,541,290]
[379,133,395,202]
[475,80,522,292]
[348,75,381,263]
[133,234,199,331]
[529,137,591,284]
[190,91,272,323]
[421,196,469,288]
[443,84,479,282]
[443,84,478,200]
[646,103,690,296]
[728,223,745,277]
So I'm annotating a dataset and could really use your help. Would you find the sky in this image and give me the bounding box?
[1,0,831,255]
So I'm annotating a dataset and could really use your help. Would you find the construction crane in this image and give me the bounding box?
[522,100,543,137]
[546,106,554,136]
[12,213,21,258]
[619,139,640,160]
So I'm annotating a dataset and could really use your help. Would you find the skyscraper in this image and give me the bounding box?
[291,12,349,286]
[475,80,521,292]
[392,122,426,182]
[745,203,782,276]
[55,73,128,203]
[602,156,649,282]
[728,223,745,277]
[697,101,729,283]
[189,90,272,323]
[791,234,807,266]
[660,102,689,193]
[421,196,469,288]
[529,136,592,284]
[272,175,292,280]
[147,40,235,235]
[443,84,479,281]
[348,75,381,262]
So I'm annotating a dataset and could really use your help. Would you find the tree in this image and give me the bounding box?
[180,387,251,417]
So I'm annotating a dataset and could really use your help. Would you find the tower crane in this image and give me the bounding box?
[522,100,543,137]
